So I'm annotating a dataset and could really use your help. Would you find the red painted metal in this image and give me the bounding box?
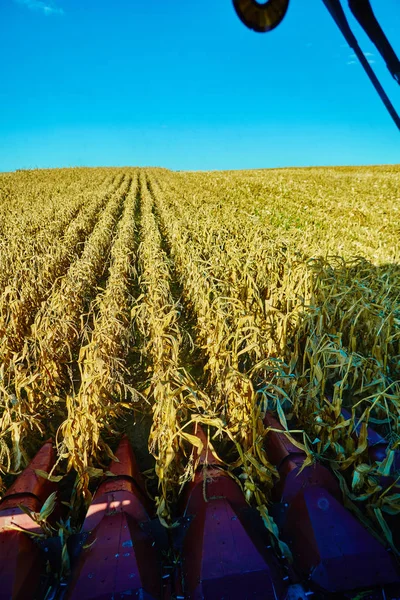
[179,424,288,600]
[263,412,400,593]
[340,408,400,553]
[1,438,56,509]
[66,435,162,600]
[264,413,341,504]
[0,440,57,600]
[341,407,400,470]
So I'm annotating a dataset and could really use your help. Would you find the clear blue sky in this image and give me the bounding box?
[1,0,399,171]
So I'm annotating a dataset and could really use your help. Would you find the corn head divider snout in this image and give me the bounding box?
[0,441,58,599]
[0,426,399,600]
[263,413,399,594]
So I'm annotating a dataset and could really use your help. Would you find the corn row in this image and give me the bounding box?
[148,175,278,517]
[0,176,131,473]
[0,170,112,295]
[29,174,130,396]
[150,176,258,431]
[137,173,188,519]
[152,175,299,360]
[138,173,219,522]
[0,174,124,368]
[58,172,140,497]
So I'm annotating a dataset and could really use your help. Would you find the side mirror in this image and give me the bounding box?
[232,0,290,33]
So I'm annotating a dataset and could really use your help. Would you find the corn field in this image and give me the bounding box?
[0,165,399,553]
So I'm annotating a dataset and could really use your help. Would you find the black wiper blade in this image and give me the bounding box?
[348,0,400,85]
[322,0,400,131]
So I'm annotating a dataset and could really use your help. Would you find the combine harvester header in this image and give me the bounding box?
[0,426,399,599]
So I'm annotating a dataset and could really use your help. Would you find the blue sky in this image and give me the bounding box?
[1,0,399,171]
